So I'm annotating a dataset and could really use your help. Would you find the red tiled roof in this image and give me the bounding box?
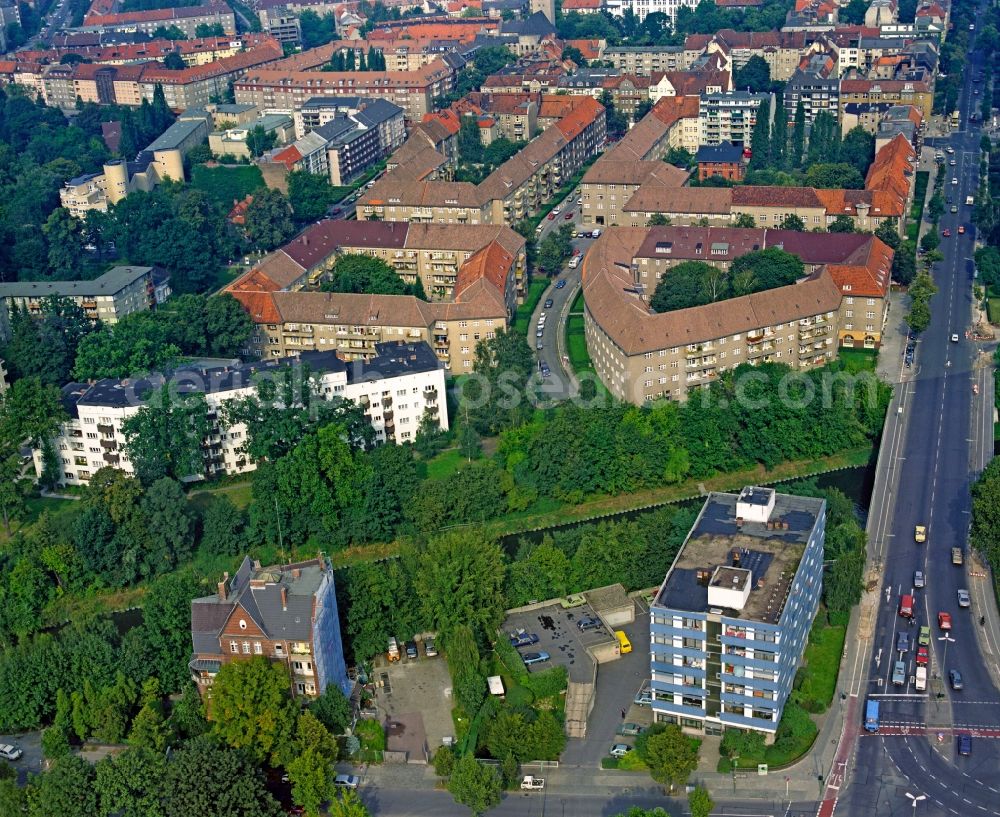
[85,2,231,25]
[422,108,462,135]
[137,39,283,85]
[566,39,603,61]
[562,0,602,8]
[555,95,603,140]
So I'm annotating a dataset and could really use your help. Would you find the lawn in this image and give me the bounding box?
[191,164,265,207]
[792,619,847,713]
[566,314,591,372]
[837,347,878,373]
[513,279,549,335]
[987,297,1000,324]
[424,448,467,480]
[188,479,253,510]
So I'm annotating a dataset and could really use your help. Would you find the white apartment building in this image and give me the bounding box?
[35,342,447,487]
[699,91,772,148]
[606,0,700,23]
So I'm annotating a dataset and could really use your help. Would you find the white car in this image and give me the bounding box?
[958,589,971,608]
[610,743,632,758]
[952,178,959,185]
[0,744,22,761]
[951,333,960,342]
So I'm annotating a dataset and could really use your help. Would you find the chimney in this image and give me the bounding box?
[218,571,229,601]
[281,585,287,611]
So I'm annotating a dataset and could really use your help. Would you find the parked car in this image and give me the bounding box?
[950,669,964,690]
[510,631,539,648]
[540,365,551,378]
[405,641,418,659]
[0,744,22,761]
[914,570,925,588]
[958,589,971,608]
[591,229,602,238]
[544,298,554,308]
[564,212,574,220]
[577,616,602,632]
[916,646,929,666]
[951,333,960,342]
[619,723,646,736]
[424,639,438,657]
[536,340,544,350]
[609,743,632,758]
[896,631,910,653]
[634,682,652,706]
[522,651,551,666]
[938,612,952,630]
[547,213,556,220]
[919,625,931,646]
[334,774,360,789]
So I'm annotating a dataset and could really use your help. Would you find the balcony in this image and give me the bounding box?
[100,438,117,450]
[103,452,120,465]
[424,387,438,402]
[97,423,113,435]
[381,397,392,408]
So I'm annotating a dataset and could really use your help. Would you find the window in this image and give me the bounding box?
[242,641,251,654]
[254,642,262,655]
[230,641,238,653]
[239,619,247,630]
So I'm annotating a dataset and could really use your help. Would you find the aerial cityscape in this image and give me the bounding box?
[0,0,997,811]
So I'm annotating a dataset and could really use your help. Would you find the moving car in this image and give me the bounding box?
[952,177,959,185]
[949,669,963,690]
[914,570,925,588]
[938,612,952,630]
[334,774,360,789]
[916,646,929,666]
[555,279,566,289]
[0,744,22,761]
[544,298,554,308]
[564,212,574,220]
[957,589,971,608]
[919,626,931,646]
[958,225,966,234]
[942,228,951,237]
[951,204,959,213]
[892,660,906,685]
[522,651,551,666]
[609,743,632,758]
[951,333,960,343]
[899,594,914,618]
[896,631,910,653]
[958,733,972,755]
[914,525,927,543]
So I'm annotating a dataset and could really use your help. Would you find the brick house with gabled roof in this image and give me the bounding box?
[190,555,351,700]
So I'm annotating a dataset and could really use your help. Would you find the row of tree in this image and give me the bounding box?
[323,46,387,72]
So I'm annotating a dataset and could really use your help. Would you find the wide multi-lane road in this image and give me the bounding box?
[836,12,1000,816]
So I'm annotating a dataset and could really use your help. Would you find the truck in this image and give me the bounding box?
[520,776,545,791]
[387,637,400,663]
[865,699,880,732]
[915,666,927,691]
[952,547,964,565]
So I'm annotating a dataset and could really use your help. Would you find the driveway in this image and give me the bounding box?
[0,732,42,784]
[561,603,651,768]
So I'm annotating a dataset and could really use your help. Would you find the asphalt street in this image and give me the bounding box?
[836,12,1000,816]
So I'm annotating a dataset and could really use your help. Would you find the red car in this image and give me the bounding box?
[958,225,966,234]
[547,212,556,220]
[942,228,951,237]
[564,211,573,220]
[938,611,952,630]
[572,248,582,256]
[916,646,929,666]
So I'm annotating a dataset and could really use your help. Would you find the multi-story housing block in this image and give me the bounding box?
[603,45,691,74]
[79,3,237,38]
[649,486,825,736]
[34,342,449,487]
[699,91,771,147]
[839,75,933,122]
[191,554,351,700]
[784,52,839,126]
[0,266,154,341]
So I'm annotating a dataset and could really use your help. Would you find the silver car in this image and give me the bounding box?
[914,571,925,588]
[957,589,971,608]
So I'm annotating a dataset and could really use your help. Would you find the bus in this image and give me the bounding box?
[865,699,880,733]
[615,631,632,654]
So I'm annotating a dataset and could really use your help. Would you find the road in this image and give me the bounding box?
[835,10,1000,816]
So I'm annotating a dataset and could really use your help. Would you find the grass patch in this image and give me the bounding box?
[836,347,878,373]
[987,298,1000,324]
[424,448,467,481]
[188,479,253,510]
[566,314,591,372]
[513,279,548,335]
[791,618,847,713]
[601,751,648,770]
[191,164,265,207]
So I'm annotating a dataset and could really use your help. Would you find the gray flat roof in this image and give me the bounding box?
[654,491,824,623]
[146,116,207,152]
[0,266,152,300]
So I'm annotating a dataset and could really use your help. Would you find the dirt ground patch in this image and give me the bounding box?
[373,649,453,761]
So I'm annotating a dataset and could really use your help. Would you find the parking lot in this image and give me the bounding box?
[371,643,453,761]
[503,601,617,683]
[0,732,42,784]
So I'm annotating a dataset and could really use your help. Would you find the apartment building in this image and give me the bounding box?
[12,34,271,69]
[233,59,454,122]
[606,0,701,24]
[649,486,825,736]
[603,45,691,74]
[79,3,237,37]
[685,29,812,81]
[0,266,153,342]
[699,91,772,148]
[648,68,730,103]
[455,92,538,142]
[358,96,605,226]
[294,97,406,152]
[35,342,449,487]
[784,52,839,127]
[209,113,295,159]
[581,226,842,403]
[190,555,351,700]
[839,76,933,122]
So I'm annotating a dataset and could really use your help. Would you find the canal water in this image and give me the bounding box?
[499,461,875,553]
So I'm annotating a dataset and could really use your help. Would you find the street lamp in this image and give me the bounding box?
[938,633,956,678]
[905,792,927,813]
[732,754,739,793]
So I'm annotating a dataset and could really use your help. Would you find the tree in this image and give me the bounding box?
[838,126,875,176]
[162,52,186,70]
[828,214,856,233]
[537,224,574,275]
[803,162,864,190]
[95,747,168,817]
[299,10,337,49]
[734,212,756,228]
[321,253,411,296]
[121,386,210,484]
[415,531,506,644]
[734,55,771,92]
[689,787,713,817]
[779,213,805,231]
[195,22,225,37]
[790,99,805,169]
[874,219,901,250]
[168,683,207,739]
[162,736,282,817]
[43,207,84,279]
[642,724,699,790]
[647,213,670,226]
[600,89,628,138]
[329,790,371,817]
[457,115,484,166]
[310,683,352,734]
[447,752,502,816]
[287,170,337,222]
[26,755,97,817]
[245,124,277,159]
[892,245,916,285]
[287,747,332,817]
[140,478,194,569]
[210,657,297,765]
[840,0,868,24]
[198,495,248,557]
[244,187,295,251]
[806,111,840,167]
[0,375,66,450]
[748,97,771,171]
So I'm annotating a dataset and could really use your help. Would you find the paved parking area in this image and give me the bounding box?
[504,602,616,683]
[562,601,653,767]
[372,647,452,759]
[0,732,42,784]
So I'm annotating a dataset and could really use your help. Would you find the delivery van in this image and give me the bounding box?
[615,630,632,654]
